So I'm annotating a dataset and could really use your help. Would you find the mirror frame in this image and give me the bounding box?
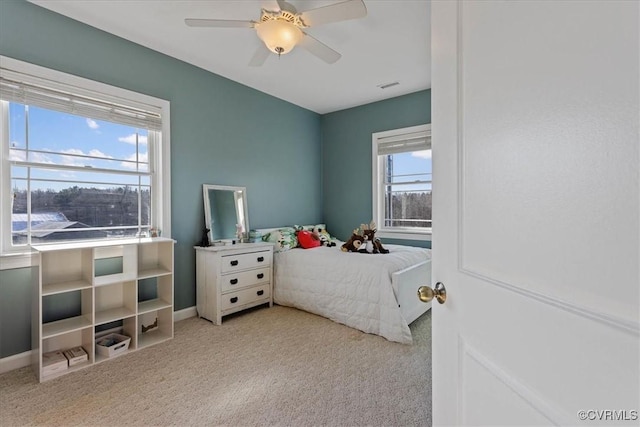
[202,184,249,244]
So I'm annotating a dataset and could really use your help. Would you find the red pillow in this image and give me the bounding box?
[297,230,321,249]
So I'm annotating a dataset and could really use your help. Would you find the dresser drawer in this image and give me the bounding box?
[221,284,271,311]
[196,243,273,325]
[221,250,272,273]
[221,267,270,293]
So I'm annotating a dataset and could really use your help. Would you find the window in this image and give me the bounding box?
[372,124,431,240]
[0,57,170,257]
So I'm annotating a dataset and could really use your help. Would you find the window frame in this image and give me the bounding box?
[371,124,432,241]
[0,56,171,269]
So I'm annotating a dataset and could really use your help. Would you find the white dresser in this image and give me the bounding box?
[195,242,273,324]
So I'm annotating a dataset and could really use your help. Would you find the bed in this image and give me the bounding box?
[256,228,432,344]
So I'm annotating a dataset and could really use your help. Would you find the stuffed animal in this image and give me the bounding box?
[358,233,375,254]
[312,225,336,247]
[341,228,364,252]
[361,221,390,254]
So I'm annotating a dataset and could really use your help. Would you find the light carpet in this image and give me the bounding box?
[1,305,432,426]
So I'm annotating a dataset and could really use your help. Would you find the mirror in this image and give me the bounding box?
[202,184,249,244]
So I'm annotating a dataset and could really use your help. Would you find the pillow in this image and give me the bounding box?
[295,224,333,237]
[313,224,333,239]
[293,224,316,246]
[311,224,337,247]
[296,230,321,249]
[262,227,298,252]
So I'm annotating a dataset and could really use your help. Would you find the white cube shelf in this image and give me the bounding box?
[32,237,175,382]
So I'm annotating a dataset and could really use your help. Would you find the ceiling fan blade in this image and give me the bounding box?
[248,45,271,67]
[299,0,367,27]
[299,33,341,64]
[184,19,255,28]
[276,0,297,13]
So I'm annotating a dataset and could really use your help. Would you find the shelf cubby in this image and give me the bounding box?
[138,240,173,278]
[138,275,173,314]
[95,280,137,325]
[40,248,93,295]
[138,307,173,349]
[137,273,173,348]
[94,317,137,364]
[93,244,137,286]
[41,328,93,380]
[42,287,93,338]
[42,328,93,357]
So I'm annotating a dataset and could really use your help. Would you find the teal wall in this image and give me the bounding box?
[0,0,321,358]
[0,268,34,358]
[0,0,430,359]
[321,90,432,248]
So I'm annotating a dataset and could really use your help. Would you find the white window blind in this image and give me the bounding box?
[0,56,171,261]
[376,128,431,156]
[0,71,161,131]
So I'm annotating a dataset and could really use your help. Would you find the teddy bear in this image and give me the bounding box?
[312,225,336,247]
[341,228,364,252]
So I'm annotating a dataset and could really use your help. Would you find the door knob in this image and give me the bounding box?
[417,282,447,304]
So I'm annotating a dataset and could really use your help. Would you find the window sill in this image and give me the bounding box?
[0,251,39,270]
[377,229,432,241]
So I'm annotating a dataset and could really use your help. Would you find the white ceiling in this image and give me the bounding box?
[30,0,430,114]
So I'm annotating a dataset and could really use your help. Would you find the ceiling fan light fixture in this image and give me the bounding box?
[256,19,303,55]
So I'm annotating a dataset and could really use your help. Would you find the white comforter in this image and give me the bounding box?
[273,244,432,344]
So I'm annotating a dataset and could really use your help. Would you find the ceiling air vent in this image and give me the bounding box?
[377,81,399,89]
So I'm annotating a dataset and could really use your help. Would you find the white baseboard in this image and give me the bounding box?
[0,350,33,375]
[0,306,198,375]
[174,305,197,322]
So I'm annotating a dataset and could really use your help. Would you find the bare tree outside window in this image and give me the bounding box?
[372,124,431,237]
[7,103,153,245]
[382,150,432,230]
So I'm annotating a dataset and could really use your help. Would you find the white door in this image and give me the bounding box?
[430,1,639,425]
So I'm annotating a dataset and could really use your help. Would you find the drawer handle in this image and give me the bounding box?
[257,273,264,279]
[230,260,239,266]
[257,256,264,262]
[230,278,238,285]
[113,342,127,351]
[257,290,264,296]
[230,297,238,304]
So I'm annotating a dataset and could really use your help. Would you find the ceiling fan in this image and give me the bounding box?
[185,0,367,66]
